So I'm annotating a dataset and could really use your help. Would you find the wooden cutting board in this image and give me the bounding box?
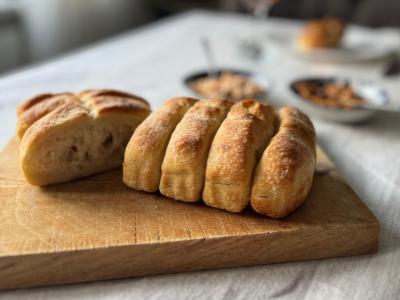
[0,137,379,290]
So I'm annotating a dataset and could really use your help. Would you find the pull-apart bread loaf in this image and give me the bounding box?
[122,98,316,218]
[203,100,276,212]
[123,97,198,192]
[251,107,316,218]
[18,89,150,186]
[160,99,233,202]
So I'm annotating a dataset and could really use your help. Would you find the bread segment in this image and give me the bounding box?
[19,89,150,186]
[160,99,233,202]
[16,93,78,139]
[250,107,316,218]
[123,97,198,192]
[203,100,276,212]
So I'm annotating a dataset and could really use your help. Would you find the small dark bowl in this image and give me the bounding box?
[183,68,271,101]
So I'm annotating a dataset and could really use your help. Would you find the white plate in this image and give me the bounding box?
[269,26,395,63]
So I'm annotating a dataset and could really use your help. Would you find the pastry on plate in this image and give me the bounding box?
[297,18,345,50]
[202,100,276,212]
[123,97,198,192]
[250,106,316,218]
[159,99,233,202]
[19,89,150,186]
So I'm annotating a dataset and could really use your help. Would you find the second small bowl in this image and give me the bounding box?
[289,76,390,123]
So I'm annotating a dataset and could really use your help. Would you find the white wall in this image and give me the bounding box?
[19,0,150,61]
[0,25,20,72]
[0,0,151,72]
[0,0,22,73]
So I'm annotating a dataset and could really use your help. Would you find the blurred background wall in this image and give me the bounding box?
[0,0,153,73]
[0,0,399,75]
[20,0,152,61]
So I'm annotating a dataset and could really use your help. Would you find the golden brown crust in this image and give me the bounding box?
[279,106,316,150]
[203,100,276,212]
[159,99,233,202]
[20,102,90,157]
[250,106,316,218]
[82,95,149,116]
[123,97,198,192]
[16,93,71,116]
[16,93,79,139]
[16,89,150,139]
[78,89,149,107]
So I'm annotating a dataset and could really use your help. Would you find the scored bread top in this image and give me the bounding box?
[19,102,91,157]
[78,89,149,114]
[278,106,316,153]
[78,89,147,102]
[123,97,198,192]
[17,93,75,116]
[205,100,276,185]
[255,106,316,188]
[16,93,79,139]
[16,89,150,139]
[127,97,198,152]
[159,99,233,202]
[165,99,233,159]
[202,100,276,212]
[229,99,275,124]
[171,100,231,156]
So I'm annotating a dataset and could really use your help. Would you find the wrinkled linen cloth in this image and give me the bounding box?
[0,11,399,300]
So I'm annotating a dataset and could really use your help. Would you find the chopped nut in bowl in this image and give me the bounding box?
[184,69,270,101]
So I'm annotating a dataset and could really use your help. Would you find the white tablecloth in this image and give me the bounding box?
[1,10,399,300]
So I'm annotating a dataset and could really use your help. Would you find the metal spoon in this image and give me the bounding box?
[200,37,218,78]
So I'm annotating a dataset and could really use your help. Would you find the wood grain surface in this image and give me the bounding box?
[0,137,379,290]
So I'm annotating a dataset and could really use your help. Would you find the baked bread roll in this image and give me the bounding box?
[250,106,316,218]
[123,97,198,192]
[203,100,276,212]
[19,89,150,186]
[297,18,345,50]
[159,99,233,202]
